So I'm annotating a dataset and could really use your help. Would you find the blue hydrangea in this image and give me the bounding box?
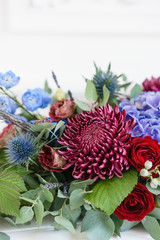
[0,71,20,89]
[0,96,18,114]
[22,88,52,111]
[6,134,36,165]
[119,91,160,142]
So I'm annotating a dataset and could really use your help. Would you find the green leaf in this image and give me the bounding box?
[142,216,160,240]
[54,216,75,233]
[62,205,81,225]
[75,100,91,111]
[29,123,55,132]
[85,80,98,102]
[16,206,34,224]
[81,210,115,240]
[85,169,138,215]
[43,188,54,202]
[34,199,44,227]
[148,208,160,220]
[54,120,65,134]
[121,220,139,232]
[23,175,39,189]
[69,179,94,194]
[111,214,123,237]
[0,169,26,217]
[44,79,52,94]
[70,189,88,210]
[58,189,68,199]
[99,85,110,107]
[0,148,7,163]
[0,232,10,240]
[44,210,60,217]
[146,182,160,195]
[130,83,142,98]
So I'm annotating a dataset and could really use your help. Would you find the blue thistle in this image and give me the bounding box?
[92,63,119,98]
[6,134,36,165]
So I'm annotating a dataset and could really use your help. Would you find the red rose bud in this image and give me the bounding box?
[114,183,155,221]
[127,136,160,173]
[49,99,75,121]
[38,145,66,171]
[142,76,160,92]
[0,124,17,148]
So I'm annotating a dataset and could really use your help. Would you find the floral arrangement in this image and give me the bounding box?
[0,65,160,240]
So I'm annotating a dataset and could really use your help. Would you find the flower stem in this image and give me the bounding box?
[0,87,35,118]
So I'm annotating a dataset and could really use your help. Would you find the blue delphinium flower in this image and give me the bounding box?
[119,91,160,143]
[6,134,36,165]
[0,96,17,114]
[0,71,20,89]
[22,88,52,111]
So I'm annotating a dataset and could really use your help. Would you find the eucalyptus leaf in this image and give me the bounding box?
[0,232,10,240]
[85,80,98,102]
[130,83,142,98]
[70,189,88,210]
[34,199,44,227]
[58,189,68,199]
[44,210,60,217]
[111,214,123,237]
[62,205,81,225]
[54,216,75,233]
[146,182,160,195]
[121,220,139,232]
[69,179,94,194]
[142,216,160,240]
[85,169,138,215]
[81,210,115,240]
[16,206,34,224]
[99,85,110,107]
[75,100,91,111]
[148,208,160,220]
[43,188,54,202]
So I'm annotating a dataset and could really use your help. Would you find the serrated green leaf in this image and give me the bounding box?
[0,169,26,217]
[85,80,98,102]
[75,100,91,111]
[99,85,110,106]
[16,206,34,224]
[44,80,52,94]
[142,216,160,240]
[146,182,160,195]
[85,169,138,215]
[54,216,75,233]
[130,83,142,98]
[34,199,44,227]
[81,210,115,240]
[70,189,88,210]
[0,232,10,240]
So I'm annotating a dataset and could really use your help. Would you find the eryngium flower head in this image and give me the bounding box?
[58,104,136,180]
[6,134,36,164]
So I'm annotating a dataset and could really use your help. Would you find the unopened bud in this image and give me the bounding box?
[150,178,159,189]
[145,160,153,170]
[54,88,66,101]
[140,169,150,177]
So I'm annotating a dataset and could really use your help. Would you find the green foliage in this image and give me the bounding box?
[130,83,142,98]
[44,79,52,94]
[34,199,44,227]
[70,189,91,210]
[0,232,10,240]
[69,179,94,194]
[85,169,138,215]
[85,80,98,102]
[148,208,160,220]
[16,206,34,224]
[0,148,7,164]
[81,210,115,240]
[0,169,26,217]
[111,214,123,237]
[142,216,160,240]
[146,182,160,195]
[54,216,75,233]
[75,100,91,111]
[99,85,110,107]
[62,205,81,227]
[121,220,140,232]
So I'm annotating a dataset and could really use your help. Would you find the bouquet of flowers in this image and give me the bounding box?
[0,64,160,240]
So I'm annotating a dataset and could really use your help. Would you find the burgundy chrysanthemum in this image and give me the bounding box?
[58,104,136,180]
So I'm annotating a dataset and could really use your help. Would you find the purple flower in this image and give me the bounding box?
[0,71,20,89]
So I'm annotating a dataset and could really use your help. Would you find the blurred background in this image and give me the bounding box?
[0,0,160,98]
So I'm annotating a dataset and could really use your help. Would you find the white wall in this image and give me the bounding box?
[0,0,160,98]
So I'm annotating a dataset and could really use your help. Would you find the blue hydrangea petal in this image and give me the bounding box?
[0,71,20,89]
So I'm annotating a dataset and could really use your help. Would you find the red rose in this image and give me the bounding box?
[114,183,155,221]
[38,145,66,171]
[49,99,75,121]
[127,136,160,172]
[0,124,17,148]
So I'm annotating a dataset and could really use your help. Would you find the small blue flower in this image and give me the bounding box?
[0,96,17,114]
[6,134,36,164]
[0,71,20,89]
[22,88,52,111]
